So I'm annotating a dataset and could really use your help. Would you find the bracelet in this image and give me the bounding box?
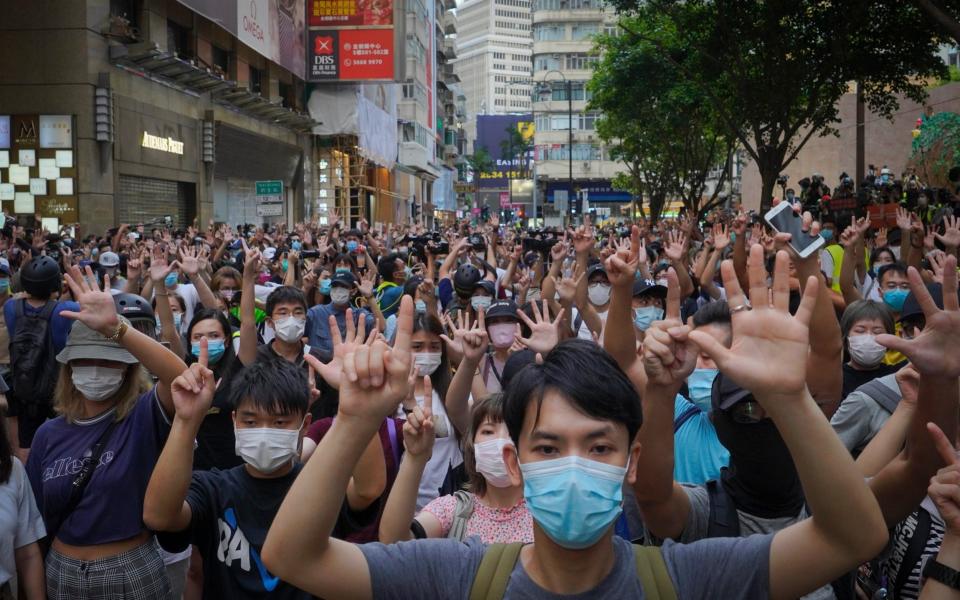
[155,291,168,297]
[105,320,128,343]
[923,559,960,590]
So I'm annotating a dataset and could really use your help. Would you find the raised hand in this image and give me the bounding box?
[688,245,818,400]
[642,269,697,388]
[441,310,487,361]
[605,252,637,288]
[712,223,731,250]
[876,226,888,249]
[358,271,375,299]
[516,300,564,354]
[665,229,687,262]
[937,215,960,250]
[839,225,859,250]
[60,265,121,336]
[557,262,584,305]
[572,219,596,254]
[171,338,216,423]
[304,308,375,390]
[877,255,960,378]
[402,376,435,459]
[178,246,201,276]
[241,238,261,280]
[929,250,948,284]
[926,423,960,535]
[149,245,177,284]
[896,207,912,231]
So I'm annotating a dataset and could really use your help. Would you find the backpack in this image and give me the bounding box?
[10,300,59,417]
[469,542,677,600]
[448,490,475,541]
[858,376,901,415]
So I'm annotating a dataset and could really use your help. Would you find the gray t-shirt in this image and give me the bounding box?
[0,458,45,590]
[678,485,834,600]
[359,533,772,599]
[830,373,899,455]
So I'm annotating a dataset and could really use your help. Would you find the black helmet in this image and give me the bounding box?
[21,256,61,298]
[113,293,155,322]
[453,264,481,298]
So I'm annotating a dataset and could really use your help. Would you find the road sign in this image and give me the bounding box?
[256,180,284,217]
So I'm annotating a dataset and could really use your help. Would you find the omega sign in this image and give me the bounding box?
[141,131,184,155]
[243,0,265,42]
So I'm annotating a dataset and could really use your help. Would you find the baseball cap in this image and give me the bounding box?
[502,349,536,388]
[99,251,120,268]
[711,371,753,412]
[900,282,959,323]
[331,271,357,288]
[485,300,519,322]
[587,262,607,280]
[633,279,667,299]
[474,280,496,296]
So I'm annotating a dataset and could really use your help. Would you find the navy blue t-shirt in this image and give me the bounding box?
[25,387,171,545]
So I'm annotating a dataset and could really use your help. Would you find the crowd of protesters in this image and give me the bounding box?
[1,201,960,599]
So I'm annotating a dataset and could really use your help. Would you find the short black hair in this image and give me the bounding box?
[502,339,642,448]
[266,285,307,317]
[877,262,908,285]
[378,253,403,283]
[692,300,731,329]
[228,359,309,417]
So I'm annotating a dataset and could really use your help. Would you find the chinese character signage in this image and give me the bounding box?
[308,29,394,80]
[308,0,392,26]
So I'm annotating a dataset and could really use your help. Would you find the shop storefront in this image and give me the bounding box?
[0,114,79,232]
[213,123,303,227]
[115,97,199,228]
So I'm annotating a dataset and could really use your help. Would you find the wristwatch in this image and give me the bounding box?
[923,559,960,590]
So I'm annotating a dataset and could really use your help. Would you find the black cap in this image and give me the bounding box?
[485,300,519,322]
[502,349,536,388]
[633,278,667,299]
[900,282,959,322]
[331,271,357,288]
[587,262,607,280]
[474,280,496,296]
[454,264,482,296]
[712,371,753,412]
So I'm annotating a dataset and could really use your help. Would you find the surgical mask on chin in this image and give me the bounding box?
[686,368,718,413]
[587,283,611,306]
[488,323,517,349]
[520,455,628,549]
[633,306,663,331]
[234,425,302,474]
[191,339,226,364]
[71,365,125,402]
[330,287,352,305]
[847,334,886,368]
[471,296,492,311]
[883,288,909,312]
[473,438,514,488]
[274,316,306,343]
[413,351,443,376]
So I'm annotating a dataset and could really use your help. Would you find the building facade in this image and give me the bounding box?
[530,0,626,221]
[454,0,533,147]
[0,0,317,234]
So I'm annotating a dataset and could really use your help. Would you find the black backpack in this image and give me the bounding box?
[10,299,59,416]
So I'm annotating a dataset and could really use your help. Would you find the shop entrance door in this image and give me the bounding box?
[118,175,193,228]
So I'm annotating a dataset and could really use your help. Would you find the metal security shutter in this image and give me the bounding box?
[118,175,190,227]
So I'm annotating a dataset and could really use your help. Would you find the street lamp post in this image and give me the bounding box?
[536,70,574,226]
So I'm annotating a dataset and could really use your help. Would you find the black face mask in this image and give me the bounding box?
[711,406,805,519]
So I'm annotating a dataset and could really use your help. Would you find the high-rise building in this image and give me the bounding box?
[531,0,630,221]
[454,0,534,147]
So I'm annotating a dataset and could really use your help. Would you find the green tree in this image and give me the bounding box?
[463,147,495,208]
[604,0,948,211]
[590,15,731,221]
[499,124,534,180]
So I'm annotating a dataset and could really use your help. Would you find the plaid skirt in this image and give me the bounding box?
[46,540,171,600]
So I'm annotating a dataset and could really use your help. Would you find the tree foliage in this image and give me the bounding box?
[600,0,948,211]
[463,148,494,207]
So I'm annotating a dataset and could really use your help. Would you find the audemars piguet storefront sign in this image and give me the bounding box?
[141,131,185,155]
[39,115,72,149]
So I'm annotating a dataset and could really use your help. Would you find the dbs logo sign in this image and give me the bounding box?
[314,36,334,55]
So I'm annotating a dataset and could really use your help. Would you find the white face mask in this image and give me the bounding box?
[488,323,517,349]
[234,424,302,474]
[847,334,886,368]
[273,316,306,343]
[330,287,351,305]
[588,283,611,306]
[413,351,443,376]
[71,365,125,402]
[473,437,514,488]
[471,296,492,311]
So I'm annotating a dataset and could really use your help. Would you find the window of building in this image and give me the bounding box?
[533,23,564,41]
[532,0,595,10]
[495,86,506,94]
[571,23,598,40]
[110,0,139,29]
[249,66,264,94]
[535,143,601,160]
[211,45,230,73]
[566,53,598,70]
[166,20,192,59]
[533,55,561,71]
[278,81,294,108]
[494,52,506,59]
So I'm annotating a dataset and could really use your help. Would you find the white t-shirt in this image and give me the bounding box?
[400,389,464,511]
[0,458,45,591]
[570,306,608,341]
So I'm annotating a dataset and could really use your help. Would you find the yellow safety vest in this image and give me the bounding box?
[825,244,844,293]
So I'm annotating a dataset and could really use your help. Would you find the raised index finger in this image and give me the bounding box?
[198,336,209,368]
[392,295,414,354]
[928,422,959,467]
[664,268,680,320]
[942,255,958,312]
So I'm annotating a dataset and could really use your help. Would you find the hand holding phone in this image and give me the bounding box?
[764,202,825,259]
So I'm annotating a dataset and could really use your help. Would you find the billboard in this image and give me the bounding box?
[308,0,392,26]
[175,0,305,78]
[474,114,534,189]
[308,29,394,80]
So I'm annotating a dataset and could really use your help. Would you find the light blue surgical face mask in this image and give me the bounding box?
[156,313,183,331]
[415,299,427,314]
[821,229,834,242]
[686,368,719,413]
[336,267,351,275]
[883,288,909,312]
[0,279,9,295]
[165,272,179,288]
[346,240,359,252]
[633,306,663,331]
[520,455,628,550]
[319,278,332,295]
[291,240,302,251]
[191,339,225,364]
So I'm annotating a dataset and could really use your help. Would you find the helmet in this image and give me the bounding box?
[113,293,155,322]
[20,256,61,298]
[453,264,481,298]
